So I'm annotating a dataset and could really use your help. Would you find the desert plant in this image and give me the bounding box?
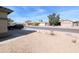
[48,13,60,26]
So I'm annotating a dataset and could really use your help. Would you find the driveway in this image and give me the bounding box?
[0,29,36,42]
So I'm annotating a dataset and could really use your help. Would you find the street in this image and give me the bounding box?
[26,26,79,33]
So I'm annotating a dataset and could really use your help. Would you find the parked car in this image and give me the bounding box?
[8,26,14,30]
[8,24,24,30]
[13,24,24,30]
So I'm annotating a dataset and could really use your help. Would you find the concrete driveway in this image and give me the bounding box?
[0,29,36,42]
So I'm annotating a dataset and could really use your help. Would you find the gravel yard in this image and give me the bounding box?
[0,30,79,53]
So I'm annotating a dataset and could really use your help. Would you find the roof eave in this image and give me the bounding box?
[0,6,13,14]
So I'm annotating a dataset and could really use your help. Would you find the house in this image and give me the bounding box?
[24,20,49,27]
[24,22,40,27]
[0,6,13,37]
[73,21,79,26]
[39,22,49,26]
[24,20,35,26]
[61,20,79,27]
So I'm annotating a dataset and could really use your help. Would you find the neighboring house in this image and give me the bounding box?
[39,22,49,26]
[24,21,49,27]
[73,21,79,26]
[0,6,13,37]
[61,20,79,27]
[24,20,34,26]
[24,22,40,26]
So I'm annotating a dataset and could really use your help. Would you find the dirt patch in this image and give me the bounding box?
[0,31,79,52]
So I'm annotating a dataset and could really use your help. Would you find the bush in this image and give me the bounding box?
[8,24,24,30]
[8,26,14,30]
[14,24,24,30]
[48,13,60,26]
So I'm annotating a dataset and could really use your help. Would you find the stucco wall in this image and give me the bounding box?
[61,21,73,27]
[39,23,46,26]
[0,19,8,33]
[0,12,7,18]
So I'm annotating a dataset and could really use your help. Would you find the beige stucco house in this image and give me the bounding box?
[61,20,79,27]
[39,22,49,26]
[0,6,13,37]
[24,21,49,27]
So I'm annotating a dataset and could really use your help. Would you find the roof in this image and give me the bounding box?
[73,21,79,23]
[60,20,79,23]
[25,20,32,23]
[0,6,13,14]
[60,20,73,22]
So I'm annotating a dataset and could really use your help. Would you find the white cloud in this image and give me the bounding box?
[28,14,49,22]
[11,14,49,23]
[29,8,47,16]
[59,10,79,20]
[60,10,79,15]
[10,17,27,23]
[35,9,46,13]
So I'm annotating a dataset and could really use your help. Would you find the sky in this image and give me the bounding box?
[5,6,79,23]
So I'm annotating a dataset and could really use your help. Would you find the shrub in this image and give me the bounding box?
[14,24,24,30]
[8,24,24,30]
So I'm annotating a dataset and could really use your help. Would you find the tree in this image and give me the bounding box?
[8,18,14,23]
[8,18,15,26]
[48,13,60,26]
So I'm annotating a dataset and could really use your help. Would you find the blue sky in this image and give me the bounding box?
[5,6,79,23]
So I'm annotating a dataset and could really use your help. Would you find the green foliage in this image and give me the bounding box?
[8,18,15,26]
[8,18,14,23]
[48,13,60,26]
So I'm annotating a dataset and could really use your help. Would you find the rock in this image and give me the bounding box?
[72,39,76,43]
[37,30,54,35]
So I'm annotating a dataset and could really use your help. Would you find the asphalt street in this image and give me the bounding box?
[27,26,79,33]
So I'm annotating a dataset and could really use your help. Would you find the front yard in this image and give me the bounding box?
[0,29,79,52]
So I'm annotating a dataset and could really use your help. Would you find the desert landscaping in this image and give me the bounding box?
[0,29,79,53]
[0,6,79,53]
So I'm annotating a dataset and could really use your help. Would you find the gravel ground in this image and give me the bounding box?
[0,30,79,53]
